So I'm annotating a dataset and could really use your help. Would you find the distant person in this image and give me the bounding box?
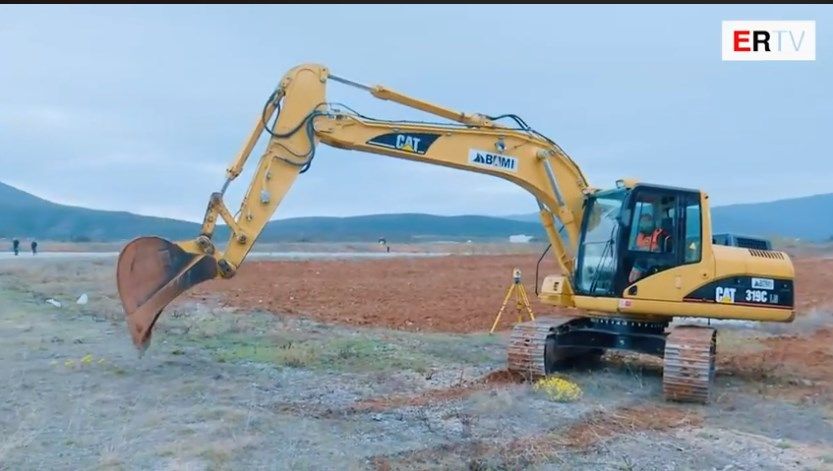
[31,240,38,255]
[12,238,19,256]
[378,237,390,253]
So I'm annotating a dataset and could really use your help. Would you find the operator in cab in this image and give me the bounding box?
[628,213,670,283]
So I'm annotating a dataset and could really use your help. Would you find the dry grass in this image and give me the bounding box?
[552,405,702,449]
[0,423,38,463]
[481,405,703,468]
[366,404,703,471]
[438,406,703,470]
[155,435,262,468]
[193,406,248,425]
[273,341,316,368]
[0,259,123,323]
[352,368,525,412]
[97,450,124,469]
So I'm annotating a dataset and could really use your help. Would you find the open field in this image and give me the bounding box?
[1,249,832,469]
[5,241,550,256]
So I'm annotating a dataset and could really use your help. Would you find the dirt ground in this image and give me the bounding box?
[191,253,568,334]
[1,251,833,470]
[193,254,831,333]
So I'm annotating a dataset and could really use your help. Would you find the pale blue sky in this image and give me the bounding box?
[1,5,830,221]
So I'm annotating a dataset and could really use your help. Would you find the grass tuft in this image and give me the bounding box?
[275,342,316,368]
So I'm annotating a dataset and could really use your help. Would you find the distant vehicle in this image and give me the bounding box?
[712,233,772,251]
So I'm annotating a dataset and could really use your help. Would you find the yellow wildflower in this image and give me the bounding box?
[533,376,582,402]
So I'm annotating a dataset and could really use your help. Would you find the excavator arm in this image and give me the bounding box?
[116,63,592,352]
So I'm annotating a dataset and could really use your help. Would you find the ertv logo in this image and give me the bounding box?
[722,21,816,61]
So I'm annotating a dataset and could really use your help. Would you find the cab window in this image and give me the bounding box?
[622,192,679,286]
[683,196,702,263]
[628,194,676,253]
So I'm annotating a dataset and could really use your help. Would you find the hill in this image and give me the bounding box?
[0,182,543,242]
[711,193,833,241]
[506,193,833,241]
[0,182,200,242]
[2,181,831,242]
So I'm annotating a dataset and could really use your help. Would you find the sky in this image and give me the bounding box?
[1,5,831,222]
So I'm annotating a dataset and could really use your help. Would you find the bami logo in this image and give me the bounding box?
[722,21,816,61]
[366,132,440,155]
[468,149,518,173]
[751,277,775,290]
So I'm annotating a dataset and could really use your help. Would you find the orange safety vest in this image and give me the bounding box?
[636,229,665,251]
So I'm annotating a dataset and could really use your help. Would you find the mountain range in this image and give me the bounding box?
[0,182,544,242]
[506,193,833,242]
[1,181,831,242]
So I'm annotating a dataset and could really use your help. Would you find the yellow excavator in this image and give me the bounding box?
[116,63,795,404]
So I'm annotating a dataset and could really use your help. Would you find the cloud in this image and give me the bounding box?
[1,5,830,220]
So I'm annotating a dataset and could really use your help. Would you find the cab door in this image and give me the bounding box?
[616,187,702,295]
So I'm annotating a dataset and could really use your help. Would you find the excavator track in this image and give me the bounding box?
[507,316,576,379]
[662,325,717,404]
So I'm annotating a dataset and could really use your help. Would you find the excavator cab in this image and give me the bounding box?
[574,182,703,298]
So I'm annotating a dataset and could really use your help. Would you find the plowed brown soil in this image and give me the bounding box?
[193,254,572,333]
[193,255,833,332]
[721,328,833,393]
[192,255,832,333]
[793,257,833,314]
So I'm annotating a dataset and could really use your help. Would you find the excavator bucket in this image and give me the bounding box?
[116,236,217,353]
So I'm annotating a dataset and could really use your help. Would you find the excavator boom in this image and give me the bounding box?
[116,63,589,351]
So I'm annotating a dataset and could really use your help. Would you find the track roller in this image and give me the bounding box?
[507,316,603,378]
[507,318,557,378]
[662,326,717,404]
